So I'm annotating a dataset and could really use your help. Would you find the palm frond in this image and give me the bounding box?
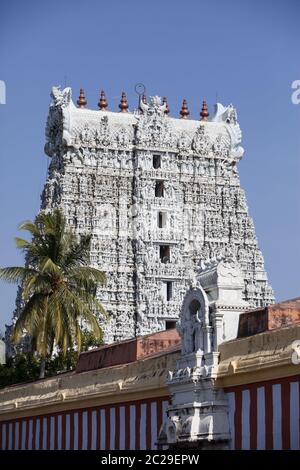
[18,221,41,236]
[62,235,91,269]
[12,293,46,343]
[15,237,33,250]
[39,257,61,275]
[22,273,51,300]
[0,266,37,283]
[71,266,107,285]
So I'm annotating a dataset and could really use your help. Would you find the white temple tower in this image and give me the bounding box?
[12,87,274,344]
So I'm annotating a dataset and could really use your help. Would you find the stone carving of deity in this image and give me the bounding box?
[181,299,204,355]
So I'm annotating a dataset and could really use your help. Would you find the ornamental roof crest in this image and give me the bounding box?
[50,86,72,108]
[136,96,176,148]
[211,103,244,159]
[139,95,167,116]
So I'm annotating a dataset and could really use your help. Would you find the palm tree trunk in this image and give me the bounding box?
[39,358,46,379]
[49,336,55,359]
[39,337,54,379]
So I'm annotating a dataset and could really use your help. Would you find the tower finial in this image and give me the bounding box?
[119,92,128,112]
[180,99,189,119]
[200,99,209,121]
[98,90,108,110]
[77,88,87,108]
[162,96,170,115]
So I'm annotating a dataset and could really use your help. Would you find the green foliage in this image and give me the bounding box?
[47,329,104,375]
[0,353,40,387]
[0,209,107,367]
[81,328,104,349]
[0,330,104,388]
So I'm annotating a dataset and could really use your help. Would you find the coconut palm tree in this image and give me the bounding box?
[0,209,106,377]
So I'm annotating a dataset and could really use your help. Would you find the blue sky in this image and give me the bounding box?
[0,0,299,332]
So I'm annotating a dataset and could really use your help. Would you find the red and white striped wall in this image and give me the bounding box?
[1,375,300,450]
[0,396,169,450]
[226,375,300,450]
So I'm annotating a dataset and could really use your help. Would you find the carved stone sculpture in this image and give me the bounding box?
[7,88,274,348]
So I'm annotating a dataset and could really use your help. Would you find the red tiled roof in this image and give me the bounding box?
[238,297,300,338]
[76,328,180,373]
